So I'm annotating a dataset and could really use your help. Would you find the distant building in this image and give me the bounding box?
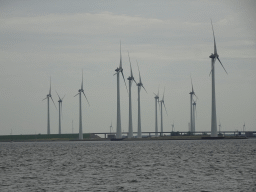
[107,134,116,139]
[245,132,254,137]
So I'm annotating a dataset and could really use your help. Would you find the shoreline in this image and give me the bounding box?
[0,135,249,142]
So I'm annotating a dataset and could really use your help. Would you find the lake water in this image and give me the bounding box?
[0,139,255,191]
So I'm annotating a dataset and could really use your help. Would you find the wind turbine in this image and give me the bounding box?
[113,41,127,139]
[209,20,228,137]
[74,70,90,140]
[110,121,113,133]
[127,52,137,138]
[171,122,175,132]
[136,61,147,138]
[56,91,65,134]
[189,78,197,135]
[192,100,197,134]
[218,121,221,134]
[154,87,160,137]
[159,87,168,136]
[42,77,56,134]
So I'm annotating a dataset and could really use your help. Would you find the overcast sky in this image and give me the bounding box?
[0,0,255,136]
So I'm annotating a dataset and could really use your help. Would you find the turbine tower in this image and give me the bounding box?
[127,52,137,138]
[42,77,56,134]
[243,122,246,132]
[56,91,65,134]
[136,61,147,138]
[209,20,228,137]
[189,78,197,134]
[192,100,197,134]
[110,121,113,133]
[218,121,221,134]
[74,70,90,140]
[159,87,168,136]
[113,41,127,139]
[153,88,160,137]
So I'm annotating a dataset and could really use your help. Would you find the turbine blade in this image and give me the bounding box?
[50,96,57,109]
[217,57,228,74]
[128,51,133,78]
[62,95,65,100]
[83,92,90,106]
[49,76,52,95]
[133,79,137,85]
[153,92,157,96]
[81,69,83,90]
[42,97,47,101]
[190,75,193,88]
[194,93,199,100]
[163,102,168,116]
[56,91,61,100]
[142,85,147,93]
[121,71,128,94]
[157,86,159,97]
[211,19,217,55]
[113,72,118,76]
[119,40,122,69]
[136,60,142,84]
[162,87,165,101]
[209,57,216,76]
[74,93,79,97]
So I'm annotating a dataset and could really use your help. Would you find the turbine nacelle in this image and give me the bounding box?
[127,76,134,81]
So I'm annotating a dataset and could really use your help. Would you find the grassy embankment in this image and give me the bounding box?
[0,133,93,142]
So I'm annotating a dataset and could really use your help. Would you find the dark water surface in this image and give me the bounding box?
[0,139,256,191]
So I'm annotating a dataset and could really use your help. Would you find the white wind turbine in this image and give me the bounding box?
[189,78,198,134]
[171,122,175,132]
[42,77,56,134]
[159,87,168,136]
[218,121,221,134]
[153,88,160,137]
[56,91,65,134]
[209,20,228,137]
[110,121,113,133]
[192,100,197,134]
[136,61,147,138]
[74,70,90,140]
[127,52,137,138]
[113,41,128,139]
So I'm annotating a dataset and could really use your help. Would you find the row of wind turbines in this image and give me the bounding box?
[43,21,230,139]
[113,20,228,139]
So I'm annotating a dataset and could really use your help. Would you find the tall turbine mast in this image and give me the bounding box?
[154,87,160,137]
[113,41,127,139]
[192,100,197,134]
[127,52,137,138]
[42,77,56,134]
[136,61,147,138]
[219,121,221,134]
[159,87,168,136]
[56,91,65,134]
[110,121,113,133]
[209,20,228,137]
[189,77,198,135]
[74,70,90,140]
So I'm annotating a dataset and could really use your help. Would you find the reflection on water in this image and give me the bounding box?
[0,139,255,191]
